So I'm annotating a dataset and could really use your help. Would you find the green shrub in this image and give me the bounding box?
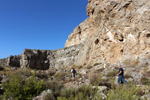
[45,80,63,97]
[106,85,140,100]
[57,85,96,100]
[7,67,31,77]
[59,88,74,98]
[2,73,45,100]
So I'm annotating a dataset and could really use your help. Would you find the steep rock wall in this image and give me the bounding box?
[0,44,82,69]
[21,44,82,69]
[65,0,150,66]
[65,18,91,47]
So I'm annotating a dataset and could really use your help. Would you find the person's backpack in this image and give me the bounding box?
[72,69,76,73]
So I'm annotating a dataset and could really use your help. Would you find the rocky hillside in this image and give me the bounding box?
[0,0,150,100]
[65,0,150,67]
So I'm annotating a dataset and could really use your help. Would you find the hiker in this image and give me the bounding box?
[116,65,128,85]
[71,68,76,78]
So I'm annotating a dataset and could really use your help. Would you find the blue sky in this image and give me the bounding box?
[0,0,88,58]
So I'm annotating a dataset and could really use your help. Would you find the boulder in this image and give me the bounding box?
[33,89,54,100]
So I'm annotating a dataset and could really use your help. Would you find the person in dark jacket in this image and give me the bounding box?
[116,65,128,85]
[71,68,76,78]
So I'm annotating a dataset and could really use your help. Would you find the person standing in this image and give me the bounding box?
[71,68,76,78]
[116,65,128,85]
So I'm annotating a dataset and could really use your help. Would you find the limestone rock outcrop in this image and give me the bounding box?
[65,18,91,47]
[65,0,150,67]
[21,44,82,69]
[8,55,21,67]
[0,44,82,70]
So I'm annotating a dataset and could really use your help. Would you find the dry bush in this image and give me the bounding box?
[82,74,88,79]
[143,71,150,79]
[54,72,69,81]
[141,77,150,85]
[48,68,57,76]
[88,72,102,85]
[36,72,48,79]
[4,67,12,71]
[124,74,132,78]
[0,67,13,76]
[46,80,63,97]
[58,85,95,100]
[106,69,118,77]
[7,67,31,77]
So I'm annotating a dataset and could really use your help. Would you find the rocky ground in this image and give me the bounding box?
[0,0,150,99]
[1,57,150,100]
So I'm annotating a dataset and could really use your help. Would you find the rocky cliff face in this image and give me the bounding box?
[21,44,82,69]
[0,0,150,69]
[65,18,91,47]
[0,44,82,69]
[65,0,150,67]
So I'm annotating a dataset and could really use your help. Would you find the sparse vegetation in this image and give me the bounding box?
[54,72,69,81]
[141,77,150,85]
[2,72,45,100]
[124,74,132,78]
[57,85,96,100]
[46,80,63,97]
[89,73,102,85]
[0,59,150,100]
[106,69,118,77]
[106,85,141,100]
